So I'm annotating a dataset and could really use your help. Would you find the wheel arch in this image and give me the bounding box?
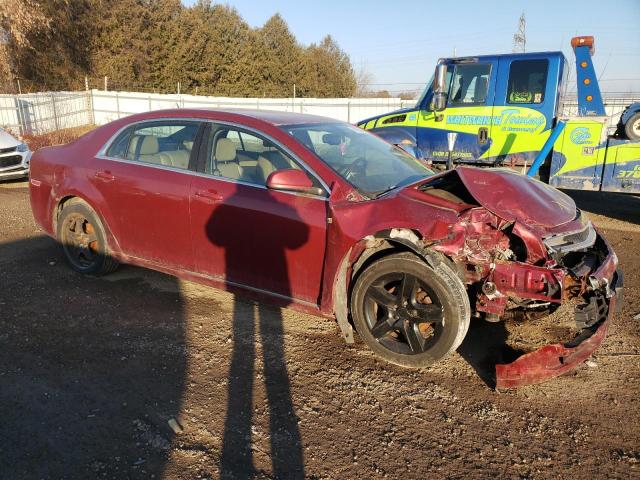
[54,194,122,256]
[331,227,461,344]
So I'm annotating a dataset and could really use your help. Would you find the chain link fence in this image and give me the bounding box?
[1,89,638,137]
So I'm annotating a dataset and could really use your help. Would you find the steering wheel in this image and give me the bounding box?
[341,157,367,181]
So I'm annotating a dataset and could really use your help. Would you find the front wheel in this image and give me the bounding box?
[57,201,119,275]
[350,252,470,368]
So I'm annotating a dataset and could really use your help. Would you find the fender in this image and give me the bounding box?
[369,126,418,147]
[51,181,124,257]
[620,102,640,126]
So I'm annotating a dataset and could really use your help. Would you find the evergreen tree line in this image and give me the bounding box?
[1,0,357,97]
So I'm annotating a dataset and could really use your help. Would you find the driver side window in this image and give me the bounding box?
[204,124,310,187]
[448,63,491,106]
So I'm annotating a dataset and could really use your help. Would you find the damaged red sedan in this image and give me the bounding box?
[29,109,622,388]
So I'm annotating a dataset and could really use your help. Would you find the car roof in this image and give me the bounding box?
[133,108,340,127]
[208,108,338,126]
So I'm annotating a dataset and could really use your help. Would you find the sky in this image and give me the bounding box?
[182,0,640,95]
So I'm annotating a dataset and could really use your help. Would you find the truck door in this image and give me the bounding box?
[416,61,495,163]
[489,56,559,166]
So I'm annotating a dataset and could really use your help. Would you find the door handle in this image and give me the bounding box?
[478,127,489,145]
[194,189,223,203]
[94,170,115,182]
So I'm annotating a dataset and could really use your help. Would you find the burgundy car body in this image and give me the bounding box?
[29,109,622,388]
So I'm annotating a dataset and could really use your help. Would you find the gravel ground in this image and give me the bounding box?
[0,180,638,479]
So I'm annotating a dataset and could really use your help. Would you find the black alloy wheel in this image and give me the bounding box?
[351,252,470,368]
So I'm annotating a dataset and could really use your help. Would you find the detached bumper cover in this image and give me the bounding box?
[495,237,622,389]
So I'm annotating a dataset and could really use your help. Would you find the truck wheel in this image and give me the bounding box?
[624,112,640,141]
[57,201,119,275]
[350,252,470,368]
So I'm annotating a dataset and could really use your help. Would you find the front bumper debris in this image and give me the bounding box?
[495,236,622,389]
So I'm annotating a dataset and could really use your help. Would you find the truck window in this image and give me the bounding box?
[448,63,491,106]
[507,59,548,104]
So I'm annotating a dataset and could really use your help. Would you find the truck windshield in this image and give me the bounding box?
[282,122,434,197]
[415,73,434,108]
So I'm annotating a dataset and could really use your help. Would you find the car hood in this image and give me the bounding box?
[418,166,576,229]
[0,129,21,149]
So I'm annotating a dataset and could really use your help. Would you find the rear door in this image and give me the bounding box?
[91,120,202,270]
[489,56,558,165]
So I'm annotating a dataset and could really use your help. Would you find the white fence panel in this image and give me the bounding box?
[0,92,90,135]
[90,90,413,126]
[1,89,638,137]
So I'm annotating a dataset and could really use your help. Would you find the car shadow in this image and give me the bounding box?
[562,189,640,225]
[457,319,524,389]
[206,187,307,478]
[0,235,187,478]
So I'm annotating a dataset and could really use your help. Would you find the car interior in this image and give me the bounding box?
[207,128,302,186]
[124,124,197,169]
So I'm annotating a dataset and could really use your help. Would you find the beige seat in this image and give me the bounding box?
[127,135,142,160]
[137,136,172,166]
[163,150,190,169]
[257,150,298,184]
[214,138,244,180]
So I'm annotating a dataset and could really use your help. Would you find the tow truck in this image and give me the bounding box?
[357,36,640,193]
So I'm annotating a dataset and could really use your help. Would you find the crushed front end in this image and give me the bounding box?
[418,168,623,388]
[493,223,622,389]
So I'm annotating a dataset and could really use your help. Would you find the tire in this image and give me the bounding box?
[57,201,119,275]
[350,252,470,368]
[624,112,640,141]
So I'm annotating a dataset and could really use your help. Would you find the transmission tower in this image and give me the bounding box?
[513,12,526,53]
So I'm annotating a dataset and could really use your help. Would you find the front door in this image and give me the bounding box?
[189,123,328,305]
[416,61,494,163]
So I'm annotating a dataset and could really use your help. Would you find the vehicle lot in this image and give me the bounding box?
[0,180,638,479]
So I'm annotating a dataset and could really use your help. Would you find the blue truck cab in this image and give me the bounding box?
[358,36,640,193]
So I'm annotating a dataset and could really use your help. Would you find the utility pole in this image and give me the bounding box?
[513,12,526,53]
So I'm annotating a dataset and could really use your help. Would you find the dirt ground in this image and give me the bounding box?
[0,180,638,479]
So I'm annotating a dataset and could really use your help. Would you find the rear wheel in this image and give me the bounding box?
[624,112,640,141]
[57,201,119,275]
[350,252,470,368]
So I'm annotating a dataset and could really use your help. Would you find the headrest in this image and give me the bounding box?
[139,135,159,155]
[474,76,488,97]
[322,133,342,145]
[216,138,236,162]
[183,140,194,151]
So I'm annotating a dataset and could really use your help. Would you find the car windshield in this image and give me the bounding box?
[282,122,434,197]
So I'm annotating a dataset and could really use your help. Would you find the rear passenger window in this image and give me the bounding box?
[507,60,548,104]
[105,129,131,158]
[107,121,200,170]
[204,125,306,186]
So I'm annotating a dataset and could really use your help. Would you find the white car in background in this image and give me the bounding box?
[0,128,31,181]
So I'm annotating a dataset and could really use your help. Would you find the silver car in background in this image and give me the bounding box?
[0,128,31,181]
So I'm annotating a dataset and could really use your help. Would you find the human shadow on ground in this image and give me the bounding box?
[0,235,187,479]
[206,187,307,479]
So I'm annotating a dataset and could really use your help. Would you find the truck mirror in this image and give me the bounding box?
[430,63,448,112]
[431,92,447,112]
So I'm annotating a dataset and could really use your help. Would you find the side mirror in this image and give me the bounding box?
[266,169,325,196]
[429,62,448,112]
